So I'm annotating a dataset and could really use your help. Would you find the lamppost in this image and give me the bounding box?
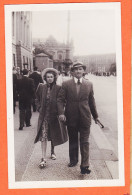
[63,10,73,75]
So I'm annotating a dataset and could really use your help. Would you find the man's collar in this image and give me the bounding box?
[74,77,83,83]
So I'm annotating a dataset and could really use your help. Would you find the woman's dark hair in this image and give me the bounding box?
[44,71,57,83]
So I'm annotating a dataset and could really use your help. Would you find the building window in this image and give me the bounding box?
[58,54,62,60]
[29,59,31,70]
[23,56,25,64]
[23,56,28,69]
[13,54,15,66]
[12,12,15,36]
[27,57,28,64]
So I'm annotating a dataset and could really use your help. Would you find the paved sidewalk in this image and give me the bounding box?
[14,106,118,182]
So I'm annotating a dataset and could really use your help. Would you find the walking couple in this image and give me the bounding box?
[34,61,100,174]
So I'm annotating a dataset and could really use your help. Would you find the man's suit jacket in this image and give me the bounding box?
[13,73,18,101]
[17,76,35,104]
[29,72,43,90]
[57,78,98,127]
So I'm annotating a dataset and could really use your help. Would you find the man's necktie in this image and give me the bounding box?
[77,79,81,85]
[76,79,81,95]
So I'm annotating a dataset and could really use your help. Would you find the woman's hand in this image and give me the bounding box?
[59,115,66,122]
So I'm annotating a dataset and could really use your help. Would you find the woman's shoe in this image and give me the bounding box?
[39,158,46,169]
[51,153,56,160]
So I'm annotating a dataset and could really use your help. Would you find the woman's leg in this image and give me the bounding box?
[51,141,54,154]
[39,120,48,166]
[41,140,47,160]
[39,140,47,168]
[51,141,56,160]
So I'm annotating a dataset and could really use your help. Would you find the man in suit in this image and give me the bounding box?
[17,69,35,130]
[29,66,43,112]
[57,62,100,174]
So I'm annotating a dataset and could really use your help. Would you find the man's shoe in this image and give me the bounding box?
[19,126,23,130]
[81,166,91,174]
[26,124,31,127]
[68,162,78,167]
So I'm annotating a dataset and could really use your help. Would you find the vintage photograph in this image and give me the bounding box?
[5,3,124,188]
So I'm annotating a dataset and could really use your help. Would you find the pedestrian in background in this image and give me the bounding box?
[57,61,100,174]
[56,69,72,86]
[29,66,43,112]
[17,69,35,130]
[16,67,23,80]
[13,66,18,114]
[34,68,68,169]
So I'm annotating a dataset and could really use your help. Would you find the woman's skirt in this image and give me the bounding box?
[39,120,51,141]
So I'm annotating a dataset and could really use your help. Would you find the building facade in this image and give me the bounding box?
[35,53,53,71]
[73,53,116,75]
[12,11,33,70]
[33,36,74,71]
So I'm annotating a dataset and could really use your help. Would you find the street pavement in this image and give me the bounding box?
[14,75,118,182]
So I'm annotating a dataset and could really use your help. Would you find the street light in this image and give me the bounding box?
[62,10,73,74]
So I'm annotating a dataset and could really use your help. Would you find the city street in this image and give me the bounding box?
[14,75,118,181]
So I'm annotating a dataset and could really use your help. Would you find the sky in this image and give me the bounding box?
[32,10,116,56]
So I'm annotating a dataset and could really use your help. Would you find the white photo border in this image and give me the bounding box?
[5,2,124,189]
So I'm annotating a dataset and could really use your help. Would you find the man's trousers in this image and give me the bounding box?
[19,101,32,127]
[67,125,90,168]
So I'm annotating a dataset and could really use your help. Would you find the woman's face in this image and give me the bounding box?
[46,73,54,84]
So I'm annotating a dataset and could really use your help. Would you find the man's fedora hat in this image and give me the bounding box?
[71,61,86,71]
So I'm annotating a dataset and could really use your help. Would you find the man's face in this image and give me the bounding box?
[73,67,84,79]
[65,65,71,72]
[46,73,54,84]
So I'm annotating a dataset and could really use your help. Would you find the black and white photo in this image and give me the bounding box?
[5,2,124,189]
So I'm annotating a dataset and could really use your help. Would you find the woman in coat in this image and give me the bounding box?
[34,68,68,168]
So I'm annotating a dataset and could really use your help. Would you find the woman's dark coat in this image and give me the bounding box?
[34,83,68,146]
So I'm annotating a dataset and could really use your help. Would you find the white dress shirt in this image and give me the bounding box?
[74,77,83,84]
[74,77,82,95]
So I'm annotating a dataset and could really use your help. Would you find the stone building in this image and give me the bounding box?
[33,36,73,71]
[44,36,73,61]
[35,53,53,71]
[73,53,116,75]
[12,11,33,70]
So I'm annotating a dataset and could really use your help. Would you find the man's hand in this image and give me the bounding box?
[59,115,66,122]
[94,118,100,124]
[95,118,104,128]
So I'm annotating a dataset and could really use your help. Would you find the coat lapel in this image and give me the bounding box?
[41,85,47,114]
[42,84,47,100]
